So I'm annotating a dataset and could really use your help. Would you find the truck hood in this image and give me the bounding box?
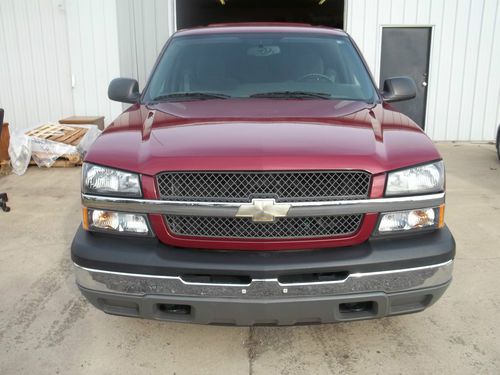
[85,99,441,176]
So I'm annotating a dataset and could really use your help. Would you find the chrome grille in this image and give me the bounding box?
[165,215,363,239]
[157,171,371,202]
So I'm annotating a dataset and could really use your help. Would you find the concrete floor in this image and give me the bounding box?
[0,143,499,374]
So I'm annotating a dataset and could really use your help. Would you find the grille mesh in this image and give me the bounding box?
[165,215,363,239]
[157,171,371,202]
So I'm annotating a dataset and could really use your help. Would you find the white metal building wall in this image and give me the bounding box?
[65,0,123,125]
[2,0,499,141]
[345,0,500,141]
[116,0,177,89]
[0,0,122,132]
[0,0,74,133]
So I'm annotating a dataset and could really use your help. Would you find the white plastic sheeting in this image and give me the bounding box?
[8,123,100,175]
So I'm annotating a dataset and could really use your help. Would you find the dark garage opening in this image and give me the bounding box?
[176,0,344,30]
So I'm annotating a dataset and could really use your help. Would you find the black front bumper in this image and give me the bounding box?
[71,225,455,278]
[71,226,455,325]
[79,284,450,325]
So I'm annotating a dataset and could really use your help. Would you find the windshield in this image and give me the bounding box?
[144,33,378,103]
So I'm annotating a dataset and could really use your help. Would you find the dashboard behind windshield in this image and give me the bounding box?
[144,33,378,103]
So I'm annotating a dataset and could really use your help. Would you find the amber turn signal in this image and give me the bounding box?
[82,207,89,230]
[438,204,445,229]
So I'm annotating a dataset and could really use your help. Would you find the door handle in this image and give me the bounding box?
[422,81,428,87]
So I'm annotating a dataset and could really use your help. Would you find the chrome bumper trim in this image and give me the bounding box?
[74,260,453,298]
[81,192,445,217]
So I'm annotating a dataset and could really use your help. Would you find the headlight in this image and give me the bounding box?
[83,208,151,236]
[376,205,445,235]
[82,163,141,197]
[386,161,444,196]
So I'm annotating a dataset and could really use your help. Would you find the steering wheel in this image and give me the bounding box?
[297,73,334,83]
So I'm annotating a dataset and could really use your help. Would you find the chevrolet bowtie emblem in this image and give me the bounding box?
[235,199,291,222]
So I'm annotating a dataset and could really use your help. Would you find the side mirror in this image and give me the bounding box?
[108,78,140,103]
[381,76,417,103]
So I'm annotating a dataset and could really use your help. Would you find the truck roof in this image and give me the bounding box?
[174,23,347,37]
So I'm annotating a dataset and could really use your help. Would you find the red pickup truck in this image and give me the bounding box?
[72,24,455,325]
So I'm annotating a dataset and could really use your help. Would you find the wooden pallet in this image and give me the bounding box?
[0,160,11,176]
[28,159,81,168]
[26,123,88,167]
[26,123,88,146]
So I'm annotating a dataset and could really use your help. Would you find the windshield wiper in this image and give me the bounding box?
[151,92,231,102]
[249,91,331,99]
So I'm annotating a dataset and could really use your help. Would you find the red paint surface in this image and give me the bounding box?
[86,101,440,176]
[84,25,442,250]
[175,24,348,38]
[85,100,440,251]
